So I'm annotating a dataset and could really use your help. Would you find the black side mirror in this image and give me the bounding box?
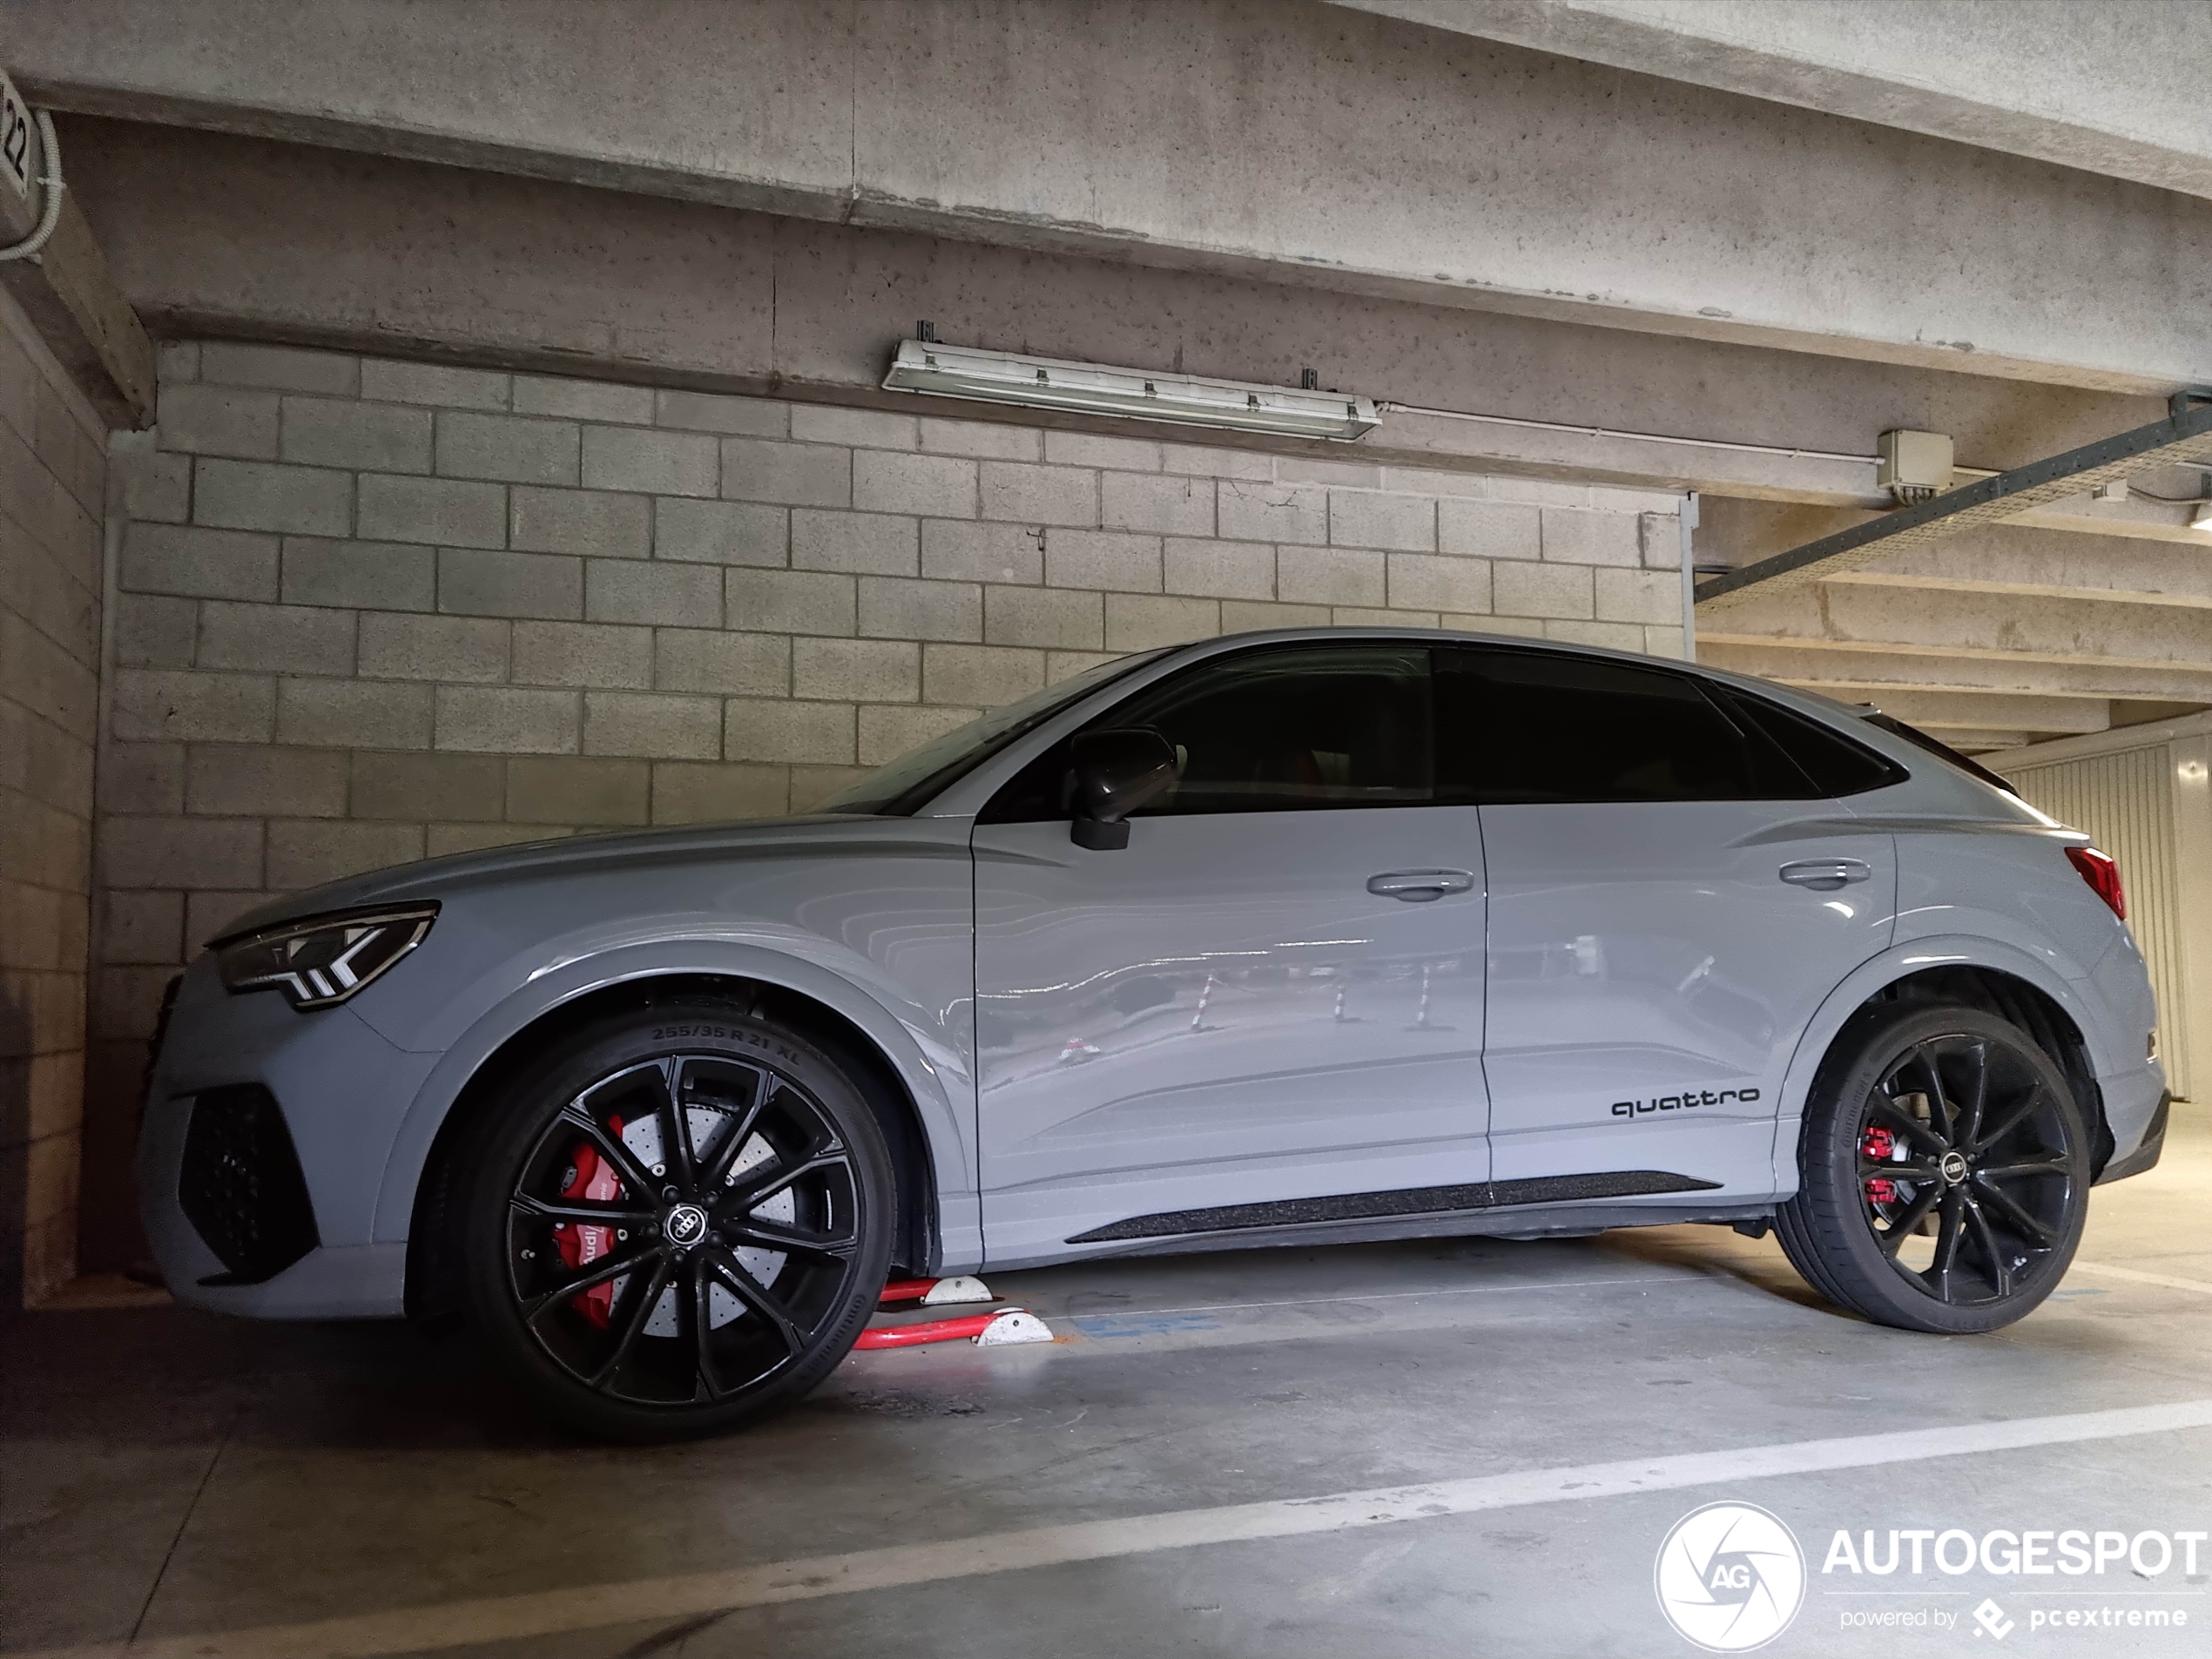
[1069,728,1177,850]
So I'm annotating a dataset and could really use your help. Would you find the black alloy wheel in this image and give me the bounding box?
[1777,1003,2089,1334]
[460,1000,894,1439]
[1856,1034,2079,1303]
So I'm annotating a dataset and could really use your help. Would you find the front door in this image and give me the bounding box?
[971,643,1490,1262]
[1444,647,1897,1201]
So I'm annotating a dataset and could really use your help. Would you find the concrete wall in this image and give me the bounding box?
[0,290,109,1308]
[56,115,2163,502]
[82,340,1683,1264]
[13,0,2211,391]
[1342,0,2212,201]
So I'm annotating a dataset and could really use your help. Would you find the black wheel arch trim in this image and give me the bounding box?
[405,973,941,1323]
[1848,964,2111,1177]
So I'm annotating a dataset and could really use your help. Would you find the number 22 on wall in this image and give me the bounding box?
[0,70,36,202]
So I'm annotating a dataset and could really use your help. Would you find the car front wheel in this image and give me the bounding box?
[457,997,894,1440]
[1776,1002,2090,1334]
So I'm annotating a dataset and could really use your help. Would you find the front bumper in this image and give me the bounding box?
[138,954,435,1318]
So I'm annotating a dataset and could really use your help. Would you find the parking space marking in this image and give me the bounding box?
[2069,1260,2212,1297]
[28,1397,2212,1659]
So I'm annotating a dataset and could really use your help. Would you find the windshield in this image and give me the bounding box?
[819,649,1173,815]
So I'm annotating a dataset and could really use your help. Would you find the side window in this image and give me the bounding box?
[982,645,1433,820]
[1436,647,1815,803]
[1713,687,1910,798]
[1858,710,2014,796]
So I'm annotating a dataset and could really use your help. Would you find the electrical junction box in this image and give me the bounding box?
[1878,429,1954,505]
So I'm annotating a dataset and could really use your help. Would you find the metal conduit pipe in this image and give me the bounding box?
[0,109,64,264]
[1379,401,1879,468]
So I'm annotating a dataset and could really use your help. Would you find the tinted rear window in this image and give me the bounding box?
[1436,648,1813,803]
[1714,686,1907,798]
[1861,711,2020,796]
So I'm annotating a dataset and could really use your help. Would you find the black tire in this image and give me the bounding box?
[1776,1002,2089,1334]
[456,997,894,1440]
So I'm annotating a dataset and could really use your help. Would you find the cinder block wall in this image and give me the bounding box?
[0,299,109,1307]
[85,341,1684,1266]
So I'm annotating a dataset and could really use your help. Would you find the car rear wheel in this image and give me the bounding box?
[457,998,894,1440]
[1776,1002,2089,1334]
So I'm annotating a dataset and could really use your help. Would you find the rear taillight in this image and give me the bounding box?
[2066,846,2126,920]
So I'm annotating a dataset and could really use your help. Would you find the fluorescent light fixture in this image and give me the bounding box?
[882,339,1380,441]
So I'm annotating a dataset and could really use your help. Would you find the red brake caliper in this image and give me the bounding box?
[551,1116,624,1327]
[1861,1123,1898,1205]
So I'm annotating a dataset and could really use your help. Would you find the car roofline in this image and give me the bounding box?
[912,624,1901,819]
[1129,625,1961,752]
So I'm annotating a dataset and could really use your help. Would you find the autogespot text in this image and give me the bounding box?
[1822,1527,2206,1578]
[1824,1527,2202,1639]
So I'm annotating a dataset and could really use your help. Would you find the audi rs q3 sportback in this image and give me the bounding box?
[141,629,2168,1439]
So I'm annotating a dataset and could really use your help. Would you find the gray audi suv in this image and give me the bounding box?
[140,629,2168,1438]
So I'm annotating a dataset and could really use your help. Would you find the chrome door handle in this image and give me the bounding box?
[1366,869,1475,902]
[1779,858,1871,891]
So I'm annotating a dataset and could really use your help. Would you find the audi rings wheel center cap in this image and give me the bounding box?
[663,1203,709,1246]
[1939,1151,1970,1186]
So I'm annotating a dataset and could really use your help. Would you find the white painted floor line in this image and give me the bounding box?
[27,1397,2212,1659]
[2070,1260,2212,1297]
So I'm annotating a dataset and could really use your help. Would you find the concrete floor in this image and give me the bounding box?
[7,1112,2210,1659]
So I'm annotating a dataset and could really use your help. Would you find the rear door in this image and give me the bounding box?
[1444,649,1897,1202]
[971,643,1491,1261]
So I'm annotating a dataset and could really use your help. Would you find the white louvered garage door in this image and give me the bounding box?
[2002,743,2190,1100]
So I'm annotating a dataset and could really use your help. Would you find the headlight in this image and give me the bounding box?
[215,905,438,1009]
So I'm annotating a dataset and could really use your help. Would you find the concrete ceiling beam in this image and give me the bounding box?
[1771,676,2135,706]
[56,118,2168,502]
[1778,686,2110,736]
[1821,571,2212,615]
[1332,0,2212,202]
[1709,580,2212,671]
[2016,496,2212,546]
[8,0,2209,392]
[1698,637,2212,703]
[1700,509,2212,595]
[1804,527,2212,616]
[0,95,154,426]
[1838,526,2212,604]
[1698,489,2212,563]
[1921,730,2033,753]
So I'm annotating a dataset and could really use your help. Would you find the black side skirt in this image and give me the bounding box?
[1065,1169,1722,1245]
